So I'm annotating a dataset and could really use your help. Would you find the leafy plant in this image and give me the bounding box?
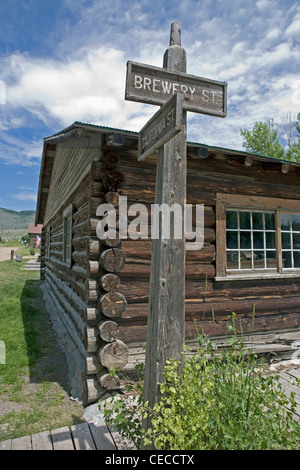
[102,315,300,450]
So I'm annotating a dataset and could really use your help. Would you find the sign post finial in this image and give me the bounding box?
[163,21,186,72]
[170,21,181,46]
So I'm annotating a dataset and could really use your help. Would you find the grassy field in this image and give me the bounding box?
[0,258,84,441]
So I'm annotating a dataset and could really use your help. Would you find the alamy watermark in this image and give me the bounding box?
[0,80,6,105]
[0,340,5,364]
[96,196,204,251]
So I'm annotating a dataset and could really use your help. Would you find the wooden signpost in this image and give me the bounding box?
[126,60,227,118]
[125,22,227,441]
[138,93,184,161]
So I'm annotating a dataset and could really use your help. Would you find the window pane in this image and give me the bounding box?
[227,231,238,249]
[292,214,300,232]
[240,251,252,269]
[253,231,264,249]
[240,212,251,229]
[265,213,275,230]
[227,251,239,269]
[281,213,290,231]
[282,232,291,249]
[266,251,277,268]
[253,212,263,230]
[294,252,300,268]
[266,232,276,249]
[293,233,300,250]
[282,251,292,269]
[240,232,251,249]
[226,211,238,229]
[254,251,265,269]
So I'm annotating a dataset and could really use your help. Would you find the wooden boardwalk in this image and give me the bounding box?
[1,366,299,450]
[0,419,136,451]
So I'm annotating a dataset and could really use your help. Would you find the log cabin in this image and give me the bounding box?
[35,120,300,404]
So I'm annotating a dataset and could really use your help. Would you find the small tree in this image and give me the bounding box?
[240,119,285,160]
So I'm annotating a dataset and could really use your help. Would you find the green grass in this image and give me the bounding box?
[0,241,23,247]
[0,261,41,384]
[0,260,84,441]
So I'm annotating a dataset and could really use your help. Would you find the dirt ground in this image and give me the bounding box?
[0,247,16,262]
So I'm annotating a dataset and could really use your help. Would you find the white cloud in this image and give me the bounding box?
[0,133,42,167]
[0,0,299,159]
[10,190,37,202]
[285,13,300,37]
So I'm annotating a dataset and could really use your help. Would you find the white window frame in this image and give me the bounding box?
[216,193,300,280]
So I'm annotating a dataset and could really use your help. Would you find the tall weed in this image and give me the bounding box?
[102,316,300,450]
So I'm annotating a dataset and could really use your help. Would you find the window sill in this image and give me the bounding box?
[215,272,300,281]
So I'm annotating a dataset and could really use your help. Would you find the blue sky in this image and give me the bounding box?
[0,0,299,211]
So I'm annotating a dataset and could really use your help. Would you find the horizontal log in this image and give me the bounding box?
[72,218,100,236]
[73,203,89,223]
[101,232,121,248]
[72,251,87,263]
[85,327,100,353]
[103,170,126,192]
[104,191,120,206]
[87,260,100,277]
[89,197,103,217]
[119,262,215,280]
[86,377,105,403]
[98,292,127,318]
[121,240,215,262]
[98,319,119,342]
[99,273,121,292]
[104,133,125,147]
[99,248,126,273]
[86,354,102,375]
[72,264,87,280]
[85,307,101,324]
[103,151,121,168]
[97,339,129,371]
[85,278,100,303]
[97,369,120,389]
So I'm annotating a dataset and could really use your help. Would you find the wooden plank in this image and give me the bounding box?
[286,367,300,380]
[31,430,53,450]
[88,421,116,450]
[279,372,300,404]
[109,425,137,450]
[138,93,183,161]
[0,439,12,450]
[71,422,96,450]
[125,61,227,117]
[142,23,187,441]
[51,426,74,450]
[11,435,32,450]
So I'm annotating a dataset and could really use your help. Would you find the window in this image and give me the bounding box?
[216,194,300,279]
[63,205,73,265]
[280,213,300,269]
[226,210,277,271]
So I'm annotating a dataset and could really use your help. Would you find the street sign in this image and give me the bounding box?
[138,93,183,161]
[125,60,227,118]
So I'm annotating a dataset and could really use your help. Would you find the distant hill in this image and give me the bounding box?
[0,208,36,240]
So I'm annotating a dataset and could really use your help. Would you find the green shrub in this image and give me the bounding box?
[30,248,35,256]
[102,316,300,450]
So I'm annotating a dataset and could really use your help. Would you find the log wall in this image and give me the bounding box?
[41,129,300,402]
[110,138,300,346]
[42,137,130,403]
